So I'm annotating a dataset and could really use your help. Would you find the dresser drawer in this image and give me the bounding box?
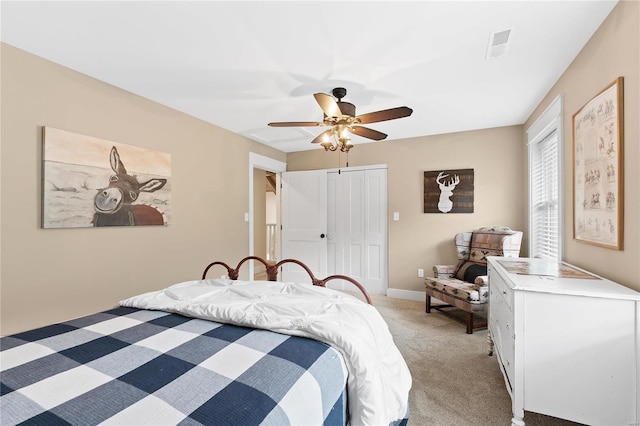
[489,266,512,311]
[488,265,515,389]
[490,311,515,390]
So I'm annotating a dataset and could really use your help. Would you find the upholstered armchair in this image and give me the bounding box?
[425,227,523,334]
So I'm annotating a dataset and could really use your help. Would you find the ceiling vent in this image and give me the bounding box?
[486,29,511,59]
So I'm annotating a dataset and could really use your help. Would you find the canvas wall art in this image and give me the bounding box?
[42,127,172,228]
[424,169,474,213]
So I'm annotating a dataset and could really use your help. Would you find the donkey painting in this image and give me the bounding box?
[92,146,167,227]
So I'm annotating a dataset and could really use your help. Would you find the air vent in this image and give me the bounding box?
[486,29,511,59]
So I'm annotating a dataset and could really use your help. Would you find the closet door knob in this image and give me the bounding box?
[320,234,326,238]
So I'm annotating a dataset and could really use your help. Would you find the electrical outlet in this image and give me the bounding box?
[417,268,424,278]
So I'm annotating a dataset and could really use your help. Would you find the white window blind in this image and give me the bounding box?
[530,130,559,259]
[528,95,563,261]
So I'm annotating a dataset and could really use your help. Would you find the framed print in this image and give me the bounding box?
[43,127,172,228]
[572,77,624,249]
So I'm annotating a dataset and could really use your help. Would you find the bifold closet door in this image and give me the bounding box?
[328,168,387,294]
[281,170,328,283]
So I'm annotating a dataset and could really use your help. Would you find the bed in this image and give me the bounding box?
[1,257,411,425]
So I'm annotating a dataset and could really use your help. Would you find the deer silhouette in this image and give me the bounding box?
[92,146,167,226]
[436,171,460,213]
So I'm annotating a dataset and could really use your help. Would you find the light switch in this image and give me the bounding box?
[393,212,400,221]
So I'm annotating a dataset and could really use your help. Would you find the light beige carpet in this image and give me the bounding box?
[371,294,582,426]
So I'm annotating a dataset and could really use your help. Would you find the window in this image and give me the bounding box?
[528,96,563,260]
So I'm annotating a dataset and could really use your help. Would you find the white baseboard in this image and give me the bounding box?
[386,288,425,302]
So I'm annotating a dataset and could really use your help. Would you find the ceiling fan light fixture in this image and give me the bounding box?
[341,139,353,153]
[268,87,412,154]
[321,141,336,151]
[320,129,353,152]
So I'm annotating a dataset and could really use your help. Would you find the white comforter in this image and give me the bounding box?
[120,279,411,425]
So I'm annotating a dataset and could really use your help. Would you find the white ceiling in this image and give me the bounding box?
[1,1,617,152]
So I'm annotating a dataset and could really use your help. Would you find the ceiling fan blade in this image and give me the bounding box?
[311,129,334,144]
[268,121,324,127]
[349,126,387,141]
[356,106,413,124]
[314,93,342,118]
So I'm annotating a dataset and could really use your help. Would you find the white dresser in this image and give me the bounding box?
[488,257,640,426]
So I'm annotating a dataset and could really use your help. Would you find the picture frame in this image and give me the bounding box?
[572,77,624,250]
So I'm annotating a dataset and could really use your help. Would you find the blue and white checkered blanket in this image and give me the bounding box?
[1,307,348,425]
[119,279,412,425]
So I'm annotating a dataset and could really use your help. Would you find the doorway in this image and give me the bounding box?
[248,153,286,279]
[265,172,277,262]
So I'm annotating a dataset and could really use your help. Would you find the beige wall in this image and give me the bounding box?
[0,43,286,335]
[287,126,527,294]
[524,0,639,291]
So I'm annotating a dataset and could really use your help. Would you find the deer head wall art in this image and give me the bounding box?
[423,169,474,214]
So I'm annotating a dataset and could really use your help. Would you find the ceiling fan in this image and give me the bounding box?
[268,87,413,152]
